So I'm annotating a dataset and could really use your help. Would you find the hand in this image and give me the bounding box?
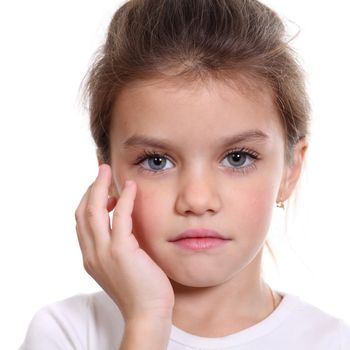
[75,164,175,322]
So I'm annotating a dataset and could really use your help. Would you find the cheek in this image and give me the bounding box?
[131,184,169,240]
[227,179,277,240]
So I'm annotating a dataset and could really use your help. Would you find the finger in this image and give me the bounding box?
[75,183,95,260]
[85,164,114,248]
[111,180,137,245]
[75,183,93,219]
[75,222,90,257]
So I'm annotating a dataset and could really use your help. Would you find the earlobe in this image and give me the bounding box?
[278,138,308,203]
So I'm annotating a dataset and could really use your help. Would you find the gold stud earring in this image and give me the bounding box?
[276,200,285,209]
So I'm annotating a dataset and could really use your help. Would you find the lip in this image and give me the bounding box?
[171,237,230,251]
[169,228,230,242]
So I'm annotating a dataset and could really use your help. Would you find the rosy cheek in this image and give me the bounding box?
[131,187,164,236]
[248,188,275,236]
[228,184,275,239]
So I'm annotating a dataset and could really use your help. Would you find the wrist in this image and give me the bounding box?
[125,308,173,325]
[125,315,172,331]
[121,317,172,350]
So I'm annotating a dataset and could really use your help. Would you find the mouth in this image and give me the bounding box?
[169,228,231,242]
[170,237,230,250]
[168,228,231,250]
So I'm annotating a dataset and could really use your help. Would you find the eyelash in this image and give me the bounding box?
[133,148,261,175]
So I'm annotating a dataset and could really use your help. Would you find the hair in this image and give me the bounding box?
[81,0,311,263]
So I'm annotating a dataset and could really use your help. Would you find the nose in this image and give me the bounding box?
[175,172,221,216]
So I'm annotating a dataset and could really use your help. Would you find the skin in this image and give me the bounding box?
[76,77,307,337]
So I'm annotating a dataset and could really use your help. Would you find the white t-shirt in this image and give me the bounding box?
[20,290,350,349]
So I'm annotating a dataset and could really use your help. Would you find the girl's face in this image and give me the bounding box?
[107,78,301,288]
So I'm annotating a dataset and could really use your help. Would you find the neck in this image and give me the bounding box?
[170,251,280,337]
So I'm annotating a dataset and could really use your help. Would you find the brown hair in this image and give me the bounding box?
[82,0,310,166]
[81,0,311,265]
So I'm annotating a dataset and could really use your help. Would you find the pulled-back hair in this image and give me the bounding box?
[82,0,310,166]
[81,0,311,264]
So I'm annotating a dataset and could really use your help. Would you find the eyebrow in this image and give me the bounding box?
[122,130,269,150]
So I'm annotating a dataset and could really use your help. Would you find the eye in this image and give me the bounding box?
[134,148,260,174]
[134,151,174,173]
[221,148,260,172]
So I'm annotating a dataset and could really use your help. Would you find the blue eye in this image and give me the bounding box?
[222,151,255,168]
[135,151,174,172]
[134,148,260,174]
[144,155,173,171]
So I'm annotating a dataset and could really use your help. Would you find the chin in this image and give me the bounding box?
[168,269,234,289]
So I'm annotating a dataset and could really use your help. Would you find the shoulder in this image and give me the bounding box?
[339,319,350,349]
[20,291,125,350]
[281,292,350,348]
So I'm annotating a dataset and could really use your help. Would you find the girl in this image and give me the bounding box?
[20,0,350,349]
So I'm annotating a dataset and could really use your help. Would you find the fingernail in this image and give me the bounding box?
[125,180,133,187]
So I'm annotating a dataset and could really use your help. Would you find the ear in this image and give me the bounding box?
[277,138,308,202]
[96,150,117,198]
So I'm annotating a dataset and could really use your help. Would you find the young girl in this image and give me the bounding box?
[20,0,350,349]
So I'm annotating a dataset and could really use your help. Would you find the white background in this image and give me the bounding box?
[0,1,349,348]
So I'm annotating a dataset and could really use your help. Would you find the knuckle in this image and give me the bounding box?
[85,204,97,219]
[75,223,80,235]
[83,255,95,274]
[87,183,95,194]
[74,209,81,221]
[75,224,83,240]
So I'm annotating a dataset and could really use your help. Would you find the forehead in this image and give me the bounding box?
[110,77,283,147]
